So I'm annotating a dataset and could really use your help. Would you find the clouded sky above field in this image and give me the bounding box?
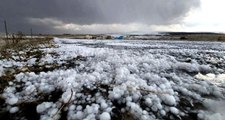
[0,0,224,34]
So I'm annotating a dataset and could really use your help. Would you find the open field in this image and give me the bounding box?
[162,32,225,41]
[50,32,225,42]
[0,37,225,120]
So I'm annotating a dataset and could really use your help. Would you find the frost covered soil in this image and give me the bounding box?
[1,38,225,120]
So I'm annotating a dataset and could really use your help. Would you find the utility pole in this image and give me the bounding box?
[30,28,33,38]
[4,20,8,39]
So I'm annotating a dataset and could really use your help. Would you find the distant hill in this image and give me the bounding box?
[160,32,223,36]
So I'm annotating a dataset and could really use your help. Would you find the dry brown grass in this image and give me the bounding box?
[183,34,225,41]
[0,37,53,59]
[1,37,52,49]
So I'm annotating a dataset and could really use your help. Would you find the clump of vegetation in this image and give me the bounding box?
[106,36,112,39]
[180,36,187,40]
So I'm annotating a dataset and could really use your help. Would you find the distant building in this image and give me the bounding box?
[115,36,124,40]
[85,35,93,39]
[110,34,125,40]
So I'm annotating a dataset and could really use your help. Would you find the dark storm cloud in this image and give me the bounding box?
[0,0,200,33]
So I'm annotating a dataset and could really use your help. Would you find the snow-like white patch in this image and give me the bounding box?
[201,99,225,120]
[99,112,111,120]
[0,65,4,76]
[105,42,152,47]
[36,102,53,113]
[195,73,225,85]
[1,38,225,120]
[170,107,179,115]
[161,94,176,106]
[7,97,18,105]
[9,107,19,113]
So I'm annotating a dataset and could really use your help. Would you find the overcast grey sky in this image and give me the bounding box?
[0,0,201,34]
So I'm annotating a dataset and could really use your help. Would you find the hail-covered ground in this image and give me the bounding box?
[1,38,225,120]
